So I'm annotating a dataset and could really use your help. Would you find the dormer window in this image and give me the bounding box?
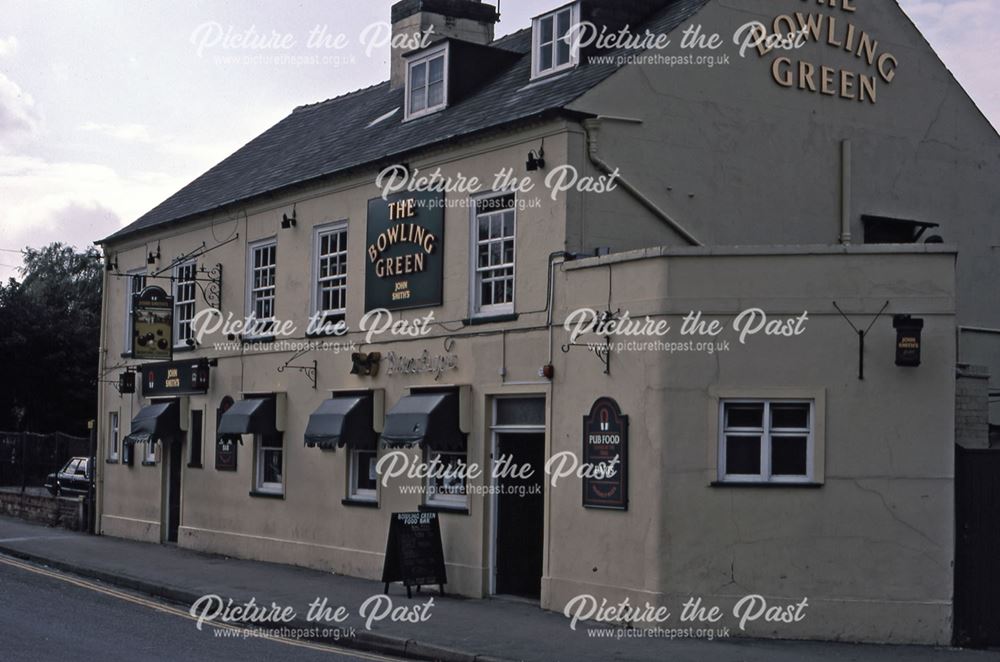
[532,2,580,79]
[405,44,448,120]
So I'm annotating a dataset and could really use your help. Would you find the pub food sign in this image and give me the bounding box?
[365,190,444,311]
[582,397,628,510]
[132,285,173,361]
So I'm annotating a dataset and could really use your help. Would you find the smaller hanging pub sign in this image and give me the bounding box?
[582,397,628,510]
[132,285,173,361]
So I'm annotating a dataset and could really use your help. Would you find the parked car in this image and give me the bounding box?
[44,457,93,496]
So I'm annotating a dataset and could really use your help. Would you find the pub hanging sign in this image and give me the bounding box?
[582,397,628,510]
[132,285,173,361]
[365,190,444,312]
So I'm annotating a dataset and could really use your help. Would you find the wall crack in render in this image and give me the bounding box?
[850,479,940,549]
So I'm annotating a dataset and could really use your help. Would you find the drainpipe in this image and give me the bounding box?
[840,140,852,244]
[95,250,112,535]
[582,118,702,247]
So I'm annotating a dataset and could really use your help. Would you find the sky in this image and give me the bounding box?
[0,0,996,280]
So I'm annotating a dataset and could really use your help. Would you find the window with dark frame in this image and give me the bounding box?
[719,400,813,483]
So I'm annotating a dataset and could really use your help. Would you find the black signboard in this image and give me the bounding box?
[132,286,173,360]
[582,397,628,510]
[365,190,444,311]
[381,511,447,598]
[215,396,237,471]
[118,371,136,394]
[141,359,210,397]
[893,315,924,367]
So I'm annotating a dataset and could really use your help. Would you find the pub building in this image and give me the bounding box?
[94,0,1000,647]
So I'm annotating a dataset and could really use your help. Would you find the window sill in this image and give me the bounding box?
[106,458,119,464]
[172,345,196,354]
[242,335,276,345]
[187,462,203,469]
[342,498,379,509]
[120,352,134,359]
[463,312,518,326]
[249,489,284,499]
[710,481,822,489]
[141,460,157,467]
[419,503,469,515]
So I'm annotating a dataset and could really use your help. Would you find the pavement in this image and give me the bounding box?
[0,515,994,662]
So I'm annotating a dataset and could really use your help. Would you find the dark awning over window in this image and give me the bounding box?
[381,391,466,451]
[123,400,180,447]
[305,394,376,451]
[217,397,278,438]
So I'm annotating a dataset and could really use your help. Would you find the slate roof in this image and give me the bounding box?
[101,0,710,244]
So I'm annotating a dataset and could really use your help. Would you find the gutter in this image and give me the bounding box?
[581,117,702,247]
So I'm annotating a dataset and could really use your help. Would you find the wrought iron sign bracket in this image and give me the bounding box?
[561,309,619,375]
[195,263,223,309]
[833,300,890,380]
[278,352,317,389]
[561,339,612,375]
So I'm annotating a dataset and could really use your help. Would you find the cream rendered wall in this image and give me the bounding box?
[544,246,956,644]
[97,121,571,596]
[567,0,1000,411]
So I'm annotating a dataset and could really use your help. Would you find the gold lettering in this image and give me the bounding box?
[859,74,877,103]
[772,57,794,88]
[839,69,855,99]
[878,52,897,83]
[820,66,836,95]
[799,60,817,91]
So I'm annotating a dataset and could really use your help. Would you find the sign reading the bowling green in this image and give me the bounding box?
[748,0,898,105]
[132,286,173,361]
[582,397,628,511]
[365,191,444,311]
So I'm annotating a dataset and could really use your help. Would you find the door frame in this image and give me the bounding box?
[488,396,547,596]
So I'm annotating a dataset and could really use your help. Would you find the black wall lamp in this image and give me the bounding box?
[526,146,545,171]
[105,255,118,272]
[281,205,297,229]
[146,243,160,265]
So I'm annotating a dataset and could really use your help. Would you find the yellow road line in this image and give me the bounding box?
[0,554,400,661]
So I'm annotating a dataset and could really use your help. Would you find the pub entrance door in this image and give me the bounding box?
[163,438,182,543]
[494,432,545,599]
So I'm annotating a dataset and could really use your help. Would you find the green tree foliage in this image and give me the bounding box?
[0,243,102,434]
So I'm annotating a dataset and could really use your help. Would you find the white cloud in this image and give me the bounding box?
[0,35,18,56]
[78,120,246,163]
[0,154,187,279]
[0,72,40,137]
